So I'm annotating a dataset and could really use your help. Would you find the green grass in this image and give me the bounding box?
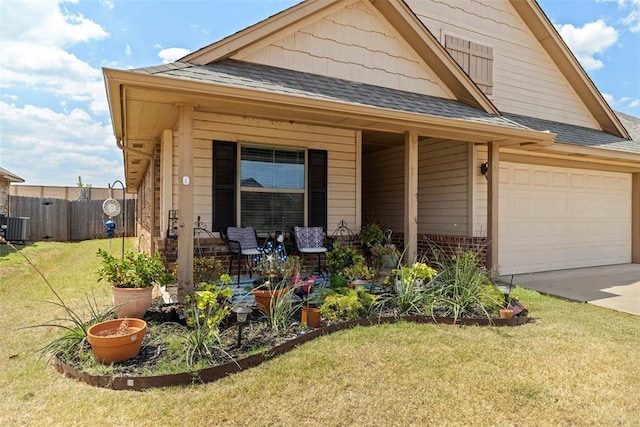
[1,239,639,426]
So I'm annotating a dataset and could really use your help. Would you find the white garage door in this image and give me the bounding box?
[499,162,631,275]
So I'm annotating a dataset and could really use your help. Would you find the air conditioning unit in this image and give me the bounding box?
[5,217,29,242]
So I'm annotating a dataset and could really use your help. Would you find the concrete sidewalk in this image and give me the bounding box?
[498,264,640,316]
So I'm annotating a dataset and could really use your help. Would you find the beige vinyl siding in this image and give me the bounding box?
[407,0,600,129]
[418,139,470,236]
[170,112,357,234]
[362,145,405,232]
[236,1,452,99]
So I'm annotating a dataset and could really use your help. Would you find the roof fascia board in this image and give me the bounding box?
[370,0,500,115]
[107,68,554,146]
[181,0,343,64]
[508,0,630,139]
[502,145,640,171]
[103,68,124,139]
[540,142,640,162]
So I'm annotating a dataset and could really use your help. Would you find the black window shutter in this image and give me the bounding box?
[212,141,237,232]
[307,149,327,229]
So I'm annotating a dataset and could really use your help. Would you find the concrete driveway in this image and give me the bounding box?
[498,264,640,316]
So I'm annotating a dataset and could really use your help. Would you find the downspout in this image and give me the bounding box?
[116,83,157,253]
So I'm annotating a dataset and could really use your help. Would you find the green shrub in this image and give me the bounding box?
[328,273,348,289]
[343,261,374,282]
[185,282,233,332]
[97,249,171,288]
[320,289,377,321]
[193,257,224,284]
[327,244,363,276]
[358,223,384,247]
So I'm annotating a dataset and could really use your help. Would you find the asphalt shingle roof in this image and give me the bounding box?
[502,112,640,154]
[131,59,529,130]
[131,59,640,155]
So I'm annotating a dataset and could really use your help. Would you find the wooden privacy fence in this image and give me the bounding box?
[9,196,136,242]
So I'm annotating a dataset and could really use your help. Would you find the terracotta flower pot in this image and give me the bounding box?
[87,318,147,364]
[499,309,514,319]
[112,286,153,318]
[301,307,321,328]
[253,288,286,316]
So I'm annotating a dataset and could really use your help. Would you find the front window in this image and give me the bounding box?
[240,146,305,232]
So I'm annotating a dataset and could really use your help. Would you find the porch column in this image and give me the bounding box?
[176,104,195,301]
[404,131,418,263]
[486,141,499,271]
[632,173,640,263]
[160,129,173,239]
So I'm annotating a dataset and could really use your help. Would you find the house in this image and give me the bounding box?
[0,166,25,216]
[103,0,640,292]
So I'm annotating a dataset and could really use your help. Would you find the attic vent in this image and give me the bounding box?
[132,143,144,148]
[445,35,494,96]
[132,159,142,165]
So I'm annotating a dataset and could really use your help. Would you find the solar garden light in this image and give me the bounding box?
[232,305,252,348]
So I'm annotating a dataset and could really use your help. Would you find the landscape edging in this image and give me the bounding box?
[54,314,530,391]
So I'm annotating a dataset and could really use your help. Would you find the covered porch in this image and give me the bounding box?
[103,60,555,295]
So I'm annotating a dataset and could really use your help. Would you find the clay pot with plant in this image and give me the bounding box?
[87,318,147,364]
[97,249,172,318]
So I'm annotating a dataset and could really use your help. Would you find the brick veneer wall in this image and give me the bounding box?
[158,234,364,278]
[419,234,488,267]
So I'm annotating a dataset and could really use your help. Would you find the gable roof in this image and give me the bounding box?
[181,0,499,115]
[182,0,628,140]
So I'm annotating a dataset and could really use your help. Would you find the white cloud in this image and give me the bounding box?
[157,47,191,64]
[596,0,640,32]
[0,0,108,47]
[0,1,108,113]
[125,44,132,57]
[0,101,121,186]
[555,19,618,70]
[621,7,640,31]
[601,91,640,110]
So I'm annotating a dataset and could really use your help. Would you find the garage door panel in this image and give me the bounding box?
[499,163,631,275]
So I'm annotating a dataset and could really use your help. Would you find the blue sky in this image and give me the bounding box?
[1,0,638,187]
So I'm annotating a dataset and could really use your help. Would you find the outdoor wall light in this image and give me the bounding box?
[232,306,252,347]
[480,162,489,176]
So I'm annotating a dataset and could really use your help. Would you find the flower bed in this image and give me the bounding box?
[54,313,530,391]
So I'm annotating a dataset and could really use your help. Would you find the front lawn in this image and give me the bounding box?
[0,239,638,426]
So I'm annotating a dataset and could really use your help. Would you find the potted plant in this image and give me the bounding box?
[358,223,384,248]
[251,255,300,316]
[86,318,147,364]
[344,261,374,290]
[327,243,363,277]
[301,297,321,328]
[97,249,172,318]
[370,243,400,272]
